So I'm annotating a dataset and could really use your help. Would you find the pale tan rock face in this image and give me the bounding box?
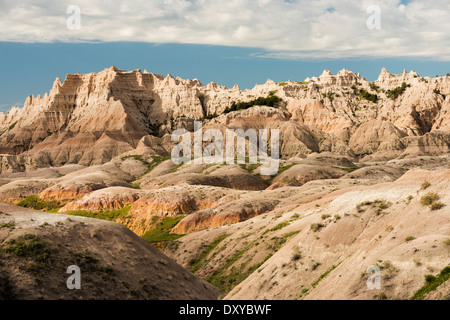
[116,185,241,236]
[38,162,133,201]
[349,120,408,156]
[172,197,278,234]
[0,67,449,174]
[221,169,450,300]
[58,187,145,213]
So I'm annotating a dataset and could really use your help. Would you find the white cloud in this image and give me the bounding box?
[0,0,449,60]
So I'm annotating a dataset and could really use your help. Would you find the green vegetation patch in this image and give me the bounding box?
[8,121,18,131]
[141,216,186,243]
[17,195,63,212]
[297,262,341,299]
[171,163,185,173]
[420,191,444,210]
[0,234,51,274]
[204,229,300,293]
[224,93,282,114]
[421,181,431,190]
[377,201,391,212]
[430,202,444,210]
[203,112,219,120]
[369,83,380,92]
[189,234,228,273]
[256,163,298,186]
[245,163,262,173]
[121,154,147,163]
[410,266,450,300]
[72,250,114,275]
[358,89,378,103]
[277,163,297,175]
[270,231,300,251]
[130,182,141,189]
[265,163,297,183]
[0,222,15,230]
[420,192,439,206]
[0,234,50,260]
[356,199,391,214]
[281,178,297,183]
[207,244,272,293]
[146,156,172,174]
[433,88,446,99]
[263,222,290,234]
[310,223,324,232]
[65,205,131,221]
[311,263,340,289]
[122,155,171,175]
[385,82,410,100]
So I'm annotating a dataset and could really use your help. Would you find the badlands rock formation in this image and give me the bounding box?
[163,168,449,300]
[0,67,449,173]
[0,67,449,300]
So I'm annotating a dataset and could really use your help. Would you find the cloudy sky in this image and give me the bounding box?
[1,0,449,112]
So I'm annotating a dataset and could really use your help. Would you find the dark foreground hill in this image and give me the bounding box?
[0,202,220,300]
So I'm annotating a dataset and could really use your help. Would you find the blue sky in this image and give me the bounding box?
[0,0,449,112]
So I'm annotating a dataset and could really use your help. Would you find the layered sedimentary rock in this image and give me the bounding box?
[172,197,278,234]
[163,168,450,300]
[1,67,449,301]
[0,67,449,174]
[117,185,242,236]
[58,187,145,213]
